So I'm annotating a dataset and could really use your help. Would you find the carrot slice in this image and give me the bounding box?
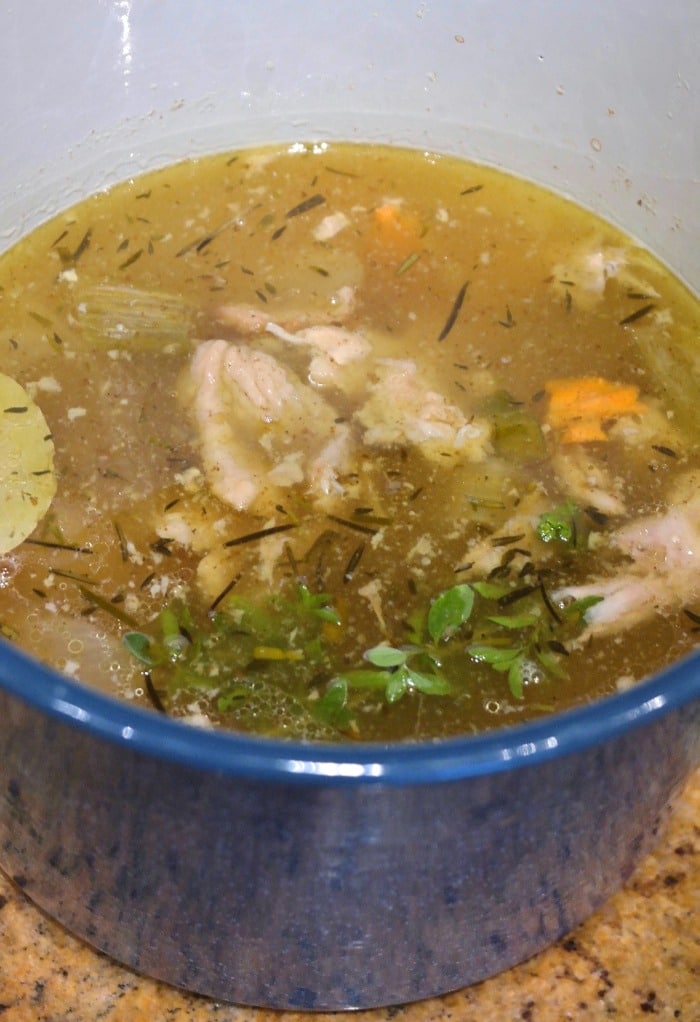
[371,202,422,261]
[544,376,646,444]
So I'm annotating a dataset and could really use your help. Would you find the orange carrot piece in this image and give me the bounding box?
[544,376,646,444]
[371,202,422,260]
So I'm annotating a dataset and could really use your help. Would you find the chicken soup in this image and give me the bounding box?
[0,143,698,741]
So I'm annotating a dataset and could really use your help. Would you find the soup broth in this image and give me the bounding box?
[0,143,698,741]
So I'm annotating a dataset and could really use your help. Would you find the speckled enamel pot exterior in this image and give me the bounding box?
[0,1,698,1011]
[0,644,698,1009]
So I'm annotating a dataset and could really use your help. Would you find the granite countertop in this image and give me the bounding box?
[0,770,697,1022]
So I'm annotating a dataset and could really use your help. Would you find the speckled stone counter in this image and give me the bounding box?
[0,770,697,1022]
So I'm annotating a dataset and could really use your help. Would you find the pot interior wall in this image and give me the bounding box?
[1,1,698,292]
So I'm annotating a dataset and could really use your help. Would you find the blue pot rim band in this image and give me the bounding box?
[1,638,698,786]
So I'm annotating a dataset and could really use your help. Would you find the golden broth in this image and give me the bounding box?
[0,143,698,741]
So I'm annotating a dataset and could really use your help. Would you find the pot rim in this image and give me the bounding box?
[0,637,697,785]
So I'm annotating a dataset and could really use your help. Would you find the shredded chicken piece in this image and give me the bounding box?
[358,578,388,633]
[188,339,353,512]
[313,211,350,241]
[213,285,356,334]
[568,247,628,295]
[265,321,372,392]
[551,447,627,516]
[556,473,700,639]
[550,241,661,309]
[608,399,683,452]
[550,395,685,516]
[185,316,494,525]
[157,487,298,600]
[355,358,492,462]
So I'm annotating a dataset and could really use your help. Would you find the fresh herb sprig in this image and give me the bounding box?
[122,571,602,735]
[466,582,602,698]
[330,643,453,705]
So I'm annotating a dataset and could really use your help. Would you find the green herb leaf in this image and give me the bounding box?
[296,583,342,625]
[508,657,525,699]
[364,645,408,668]
[385,667,409,703]
[428,584,475,642]
[471,580,512,600]
[338,668,396,690]
[467,644,522,671]
[406,668,453,695]
[534,646,568,680]
[315,679,354,728]
[486,613,539,630]
[123,631,156,666]
[537,501,580,545]
[159,607,182,638]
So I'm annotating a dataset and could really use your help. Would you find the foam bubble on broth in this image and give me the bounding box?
[0,142,698,742]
